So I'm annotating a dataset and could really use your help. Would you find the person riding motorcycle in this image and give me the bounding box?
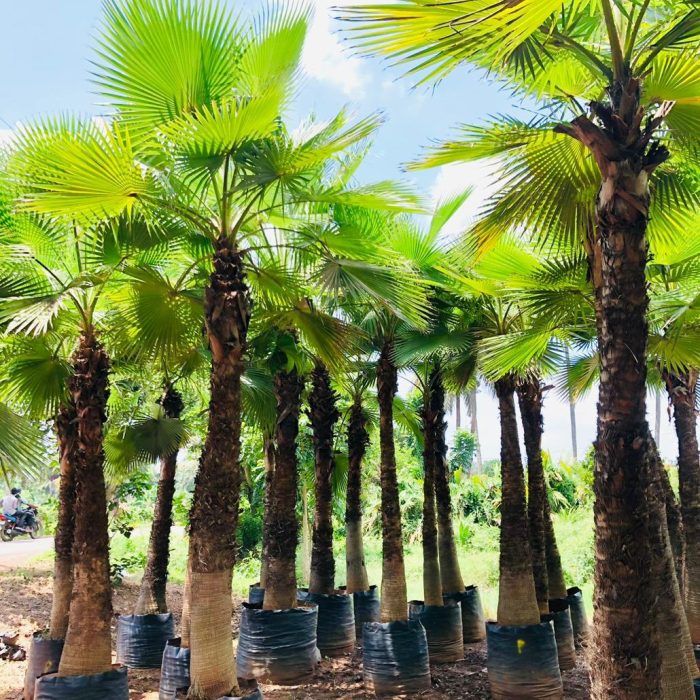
[2,487,33,530]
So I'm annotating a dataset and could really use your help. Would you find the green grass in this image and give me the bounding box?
[38,507,595,619]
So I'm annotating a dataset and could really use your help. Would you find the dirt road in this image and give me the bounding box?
[0,537,52,571]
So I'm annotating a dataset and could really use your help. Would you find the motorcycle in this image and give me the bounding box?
[0,505,41,542]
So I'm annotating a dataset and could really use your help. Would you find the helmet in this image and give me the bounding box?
[10,488,20,495]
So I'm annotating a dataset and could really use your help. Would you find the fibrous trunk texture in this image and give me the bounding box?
[556,76,672,698]
[517,377,550,614]
[58,333,112,676]
[665,369,700,644]
[345,396,370,594]
[494,375,539,626]
[377,343,408,622]
[432,370,465,595]
[309,362,339,596]
[49,402,78,640]
[259,435,275,589]
[649,452,696,698]
[187,240,249,699]
[181,564,192,648]
[135,384,184,615]
[543,496,568,600]
[421,369,443,607]
[658,461,687,602]
[264,368,304,610]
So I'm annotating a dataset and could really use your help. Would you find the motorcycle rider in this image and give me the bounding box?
[2,488,32,530]
[2,488,20,525]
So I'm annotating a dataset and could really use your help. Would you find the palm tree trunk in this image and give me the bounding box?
[543,497,568,600]
[558,94,668,698]
[309,362,339,596]
[455,394,461,430]
[263,368,303,611]
[494,375,539,626]
[430,369,464,596]
[664,369,700,644]
[377,342,408,622]
[187,240,249,700]
[345,396,369,594]
[650,452,696,698]
[259,435,274,589]
[658,461,687,599]
[58,333,112,677]
[135,385,184,616]
[468,389,483,474]
[422,371,443,606]
[655,391,662,448]
[181,564,192,648]
[516,377,550,614]
[48,402,78,640]
[564,346,578,461]
[301,484,311,585]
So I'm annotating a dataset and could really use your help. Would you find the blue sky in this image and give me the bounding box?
[0,1,679,463]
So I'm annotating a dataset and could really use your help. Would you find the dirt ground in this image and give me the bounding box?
[0,565,591,699]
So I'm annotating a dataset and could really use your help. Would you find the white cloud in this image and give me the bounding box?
[429,159,501,238]
[302,1,371,97]
[0,128,16,146]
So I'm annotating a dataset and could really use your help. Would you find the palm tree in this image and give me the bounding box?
[342,367,373,595]
[389,192,477,601]
[106,384,189,616]
[308,360,341,596]
[0,141,164,676]
[341,3,700,695]
[0,335,73,639]
[263,329,306,611]
[375,330,408,621]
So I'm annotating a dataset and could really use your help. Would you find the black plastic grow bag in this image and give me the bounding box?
[408,600,464,663]
[248,584,265,606]
[444,585,486,643]
[159,638,190,700]
[304,591,355,657]
[354,587,380,639]
[116,613,175,669]
[236,602,321,684]
[23,634,63,700]
[33,665,129,700]
[486,620,563,700]
[173,688,264,700]
[362,619,431,696]
[566,587,589,648]
[547,599,576,671]
[339,585,380,640]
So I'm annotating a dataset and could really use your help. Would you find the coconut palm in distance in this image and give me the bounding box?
[342,2,700,695]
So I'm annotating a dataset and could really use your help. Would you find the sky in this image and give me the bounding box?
[0,1,680,463]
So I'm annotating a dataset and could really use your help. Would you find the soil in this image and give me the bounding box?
[0,564,591,699]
